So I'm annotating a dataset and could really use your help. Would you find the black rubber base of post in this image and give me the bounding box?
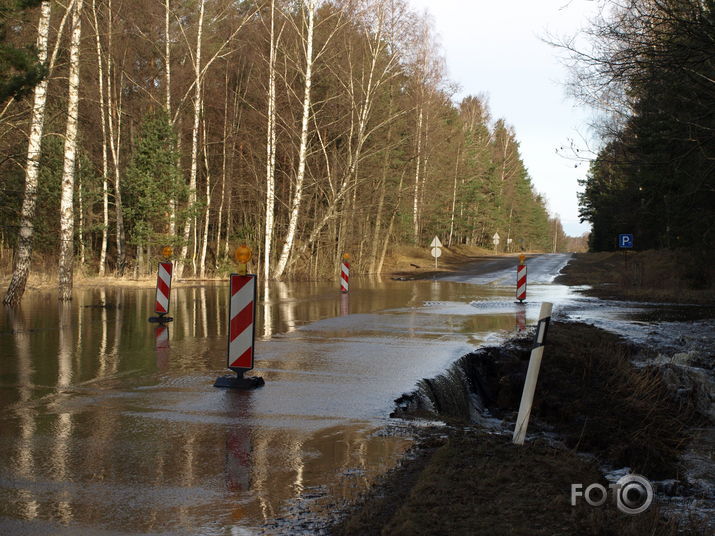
[514,301,526,305]
[148,316,174,323]
[214,375,265,389]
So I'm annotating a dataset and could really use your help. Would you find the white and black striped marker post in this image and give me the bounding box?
[149,261,173,323]
[513,302,552,445]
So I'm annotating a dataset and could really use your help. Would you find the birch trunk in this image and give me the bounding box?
[215,67,229,267]
[91,0,109,276]
[263,0,278,281]
[3,1,52,306]
[165,0,176,237]
[284,6,394,273]
[448,146,461,247]
[368,87,393,274]
[58,0,84,301]
[177,0,204,278]
[106,0,126,275]
[412,105,423,244]
[78,163,85,266]
[199,115,210,278]
[273,0,315,280]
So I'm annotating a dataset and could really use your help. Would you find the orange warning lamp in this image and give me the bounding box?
[162,246,173,259]
[234,244,252,264]
[342,252,350,261]
[519,253,526,264]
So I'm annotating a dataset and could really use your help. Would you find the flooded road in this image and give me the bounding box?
[1,253,710,534]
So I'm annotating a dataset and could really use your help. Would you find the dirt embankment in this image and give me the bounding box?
[330,322,711,536]
[384,244,530,280]
[556,250,715,304]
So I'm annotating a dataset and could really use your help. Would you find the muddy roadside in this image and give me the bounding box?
[327,255,714,536]
[330,321,713,536]
[386,244,525,281]
[555,250,715,304]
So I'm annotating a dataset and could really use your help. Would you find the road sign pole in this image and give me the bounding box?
[430,237,443,271]
[513,302,553,445]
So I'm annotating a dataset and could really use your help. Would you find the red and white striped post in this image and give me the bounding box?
[516,254,527,303]
[155,261,173,313]
[340,253,350,293]
[149,250,174,322]
[215,245,264,389]
[228,274,256,372]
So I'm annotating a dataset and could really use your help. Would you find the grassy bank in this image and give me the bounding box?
[330,321,709,535]
[556,250,715,304]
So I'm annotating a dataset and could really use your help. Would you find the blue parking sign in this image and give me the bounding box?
[618,234,634,248]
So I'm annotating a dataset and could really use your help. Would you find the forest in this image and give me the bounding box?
[0,0,566,304]
[568,0,714,256]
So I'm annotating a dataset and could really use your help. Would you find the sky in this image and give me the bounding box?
[407,0,600,237]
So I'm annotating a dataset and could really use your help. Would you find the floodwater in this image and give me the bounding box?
[1,253,711,534]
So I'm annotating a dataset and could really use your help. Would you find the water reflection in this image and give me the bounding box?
[0,277,575,534]
[155,325,170,371]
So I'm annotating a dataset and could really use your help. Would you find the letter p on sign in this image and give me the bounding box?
[618,234,634,248]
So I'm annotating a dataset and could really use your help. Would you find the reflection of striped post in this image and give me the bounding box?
[513,302,553,445]
[516,263,527,302]
[340,293,349,316]
[155,262,173,314]
[155,325,170,370]
[340,262,350,293]
[228,274,256,373]
[515,308,526,332]
[226,430,251,492]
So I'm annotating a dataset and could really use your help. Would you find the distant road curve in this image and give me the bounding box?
[438,253,573,286]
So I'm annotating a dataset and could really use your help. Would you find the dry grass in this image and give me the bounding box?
[333,322,708,535]
[332,432,688,536]
[557,250,715,303]
[382,244,495,277]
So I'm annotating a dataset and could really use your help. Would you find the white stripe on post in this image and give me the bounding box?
[513,302,553,445]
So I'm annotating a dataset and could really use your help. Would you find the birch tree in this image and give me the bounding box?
[273,0,317,280]
[176,0,205,278]
[58,0,84,301]
[90,0,110,276]
[263,0,278,280]
[3,0,52,306]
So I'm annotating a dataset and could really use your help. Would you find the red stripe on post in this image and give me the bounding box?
[230,347,253,369]
[230,303,254,343]
[228,274,256,372]
[231,275,252,296]
[157,277,170,298]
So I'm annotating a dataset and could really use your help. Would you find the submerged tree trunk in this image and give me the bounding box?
[3,1,52,306]
[412,105,423,245]
[263,0,278,280]
[177,0,204,278]
[58,0,84,301]
[165,0,177,237]
[91,0,110,276]
[106,0,125,275]
[274,0,315,280]
[199,114,210,278]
